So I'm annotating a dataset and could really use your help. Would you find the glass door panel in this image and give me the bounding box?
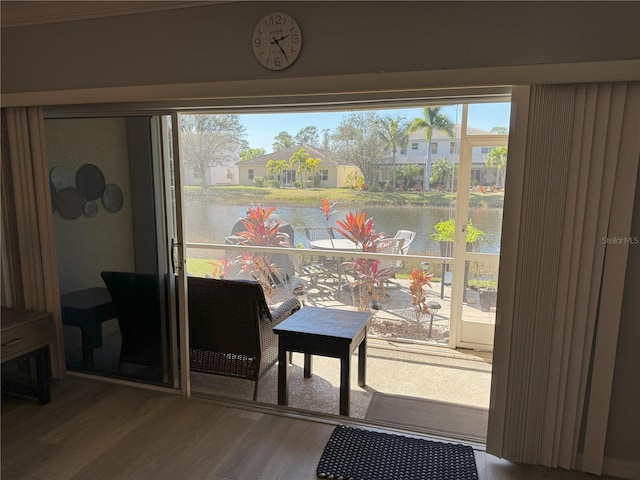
[47,115,180,388]
[453,135,508,349]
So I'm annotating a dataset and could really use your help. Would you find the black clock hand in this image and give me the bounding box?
[271,37,288,60]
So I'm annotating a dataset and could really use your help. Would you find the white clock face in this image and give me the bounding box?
[252,12,302,71]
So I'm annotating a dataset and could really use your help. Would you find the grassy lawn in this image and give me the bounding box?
[185,258,220,278]
[183,185,504,208]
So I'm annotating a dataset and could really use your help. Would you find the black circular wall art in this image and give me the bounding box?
[57,187,85,220]
[76,164,106,201]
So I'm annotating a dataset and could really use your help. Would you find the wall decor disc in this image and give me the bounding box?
[76,164,106,200]
[50,166,73,190]
[57,187,85,220]
[102,184,123,213]
[84,200,98,218]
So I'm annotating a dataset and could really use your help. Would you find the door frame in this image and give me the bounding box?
[449,106,508,350]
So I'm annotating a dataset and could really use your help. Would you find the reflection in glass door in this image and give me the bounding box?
[47,115,180,388]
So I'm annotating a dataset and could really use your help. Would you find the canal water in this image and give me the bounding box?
[184,198,504,255]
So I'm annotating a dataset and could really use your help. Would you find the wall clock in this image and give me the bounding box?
[252,12,302,71]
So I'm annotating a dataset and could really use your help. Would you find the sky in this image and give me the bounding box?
[239,103,511,152]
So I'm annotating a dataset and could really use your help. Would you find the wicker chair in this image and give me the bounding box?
[187,276,302,400]
[100,271,164,378]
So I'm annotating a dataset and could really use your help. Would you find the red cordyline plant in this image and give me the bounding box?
[334,210,384,251]
[409,267,434,322]
[233,206,290,248]
[333,209,394,311]
[319,198,338,247]
[223,206,290,300]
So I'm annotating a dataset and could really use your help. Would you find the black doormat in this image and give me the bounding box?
[317,425,479,480]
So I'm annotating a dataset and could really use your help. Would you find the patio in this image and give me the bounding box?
[190,277,494,442]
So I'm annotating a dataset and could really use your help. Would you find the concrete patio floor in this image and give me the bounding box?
[293,274,497,345]
[190,338,493,441]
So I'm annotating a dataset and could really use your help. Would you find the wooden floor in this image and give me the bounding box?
[1,376,620,480]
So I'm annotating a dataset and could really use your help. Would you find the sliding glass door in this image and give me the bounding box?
[47,115,182,388]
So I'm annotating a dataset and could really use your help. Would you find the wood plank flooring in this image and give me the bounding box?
[1,376,622,480]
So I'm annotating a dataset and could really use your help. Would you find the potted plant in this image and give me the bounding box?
[432,218,484,302]
[431,218,484,255]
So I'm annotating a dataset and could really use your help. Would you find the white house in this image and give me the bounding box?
[376,125,502,188]
[180,132,240,186]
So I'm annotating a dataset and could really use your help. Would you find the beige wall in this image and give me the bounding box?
[45,118,135,294]
[238,166,268,186]
[335,166,361,188]
[3,0,639,470]
[2,2,639,96]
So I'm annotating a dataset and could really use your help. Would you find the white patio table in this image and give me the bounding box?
[308,238,358,251]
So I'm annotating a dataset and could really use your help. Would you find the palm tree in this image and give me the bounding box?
[430,158,455,190]
[305,157,321,186]
[378,115,409,189]
[266,159,288,187]
[485,146,508,187]
[397,163,421,190]
[289,148,310,185]
[408,107,455,190]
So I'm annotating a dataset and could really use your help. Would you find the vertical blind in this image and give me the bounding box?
[487,82,639,475]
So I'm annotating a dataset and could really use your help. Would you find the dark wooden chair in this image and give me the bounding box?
[100,271,164,378]
[187,276,302,400]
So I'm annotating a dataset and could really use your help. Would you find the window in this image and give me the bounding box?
[400,147,407,154]
[226,169,233,180]
[481,147,493,154]
[176,99,510,352]
[450,141,460,154]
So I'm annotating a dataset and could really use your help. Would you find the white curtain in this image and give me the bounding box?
[487,82,639,474]
[1,107,65,378]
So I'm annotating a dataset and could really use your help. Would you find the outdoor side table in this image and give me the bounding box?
[273,306,372,416]
[60,287,115,368]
